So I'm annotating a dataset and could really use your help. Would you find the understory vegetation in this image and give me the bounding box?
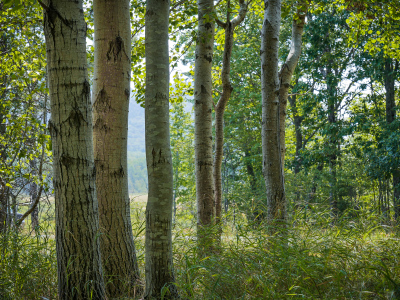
[1,203,400,299]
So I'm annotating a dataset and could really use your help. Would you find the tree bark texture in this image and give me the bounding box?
[261,0,286,223]
[92,0,141,297]
[213,0,247,242]
[194,0,216,250]
[145,0,177,298]
[278,3,307,165]
[42,0,106,298]
[383,59,400,221]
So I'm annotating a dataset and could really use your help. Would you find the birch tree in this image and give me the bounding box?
[261,0,285,223]
[194,0,215,252]
[278,3,307,165]
[92,0,141,297]
[145,0,177,298]
[41,0,106,298]
[261,0,307,224]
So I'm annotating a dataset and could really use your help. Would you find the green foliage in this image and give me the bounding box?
[337,0,400,59]
[0,1,51,196]
[170,100,196,213]
[130,0,197,106]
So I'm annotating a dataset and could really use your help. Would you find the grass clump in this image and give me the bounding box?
[0,228,57,300]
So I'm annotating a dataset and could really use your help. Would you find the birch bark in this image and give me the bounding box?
[145,0,177,298]
[261,0,286,224]
[278,3,307,165]
[92,0,141,297]
[41,0,106,298]
[194,0,215,252]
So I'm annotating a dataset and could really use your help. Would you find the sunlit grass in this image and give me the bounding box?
[2,199,400,299]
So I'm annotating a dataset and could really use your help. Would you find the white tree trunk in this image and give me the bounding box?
[278,3,307,165]
[261,0,286,224]
[145,0,177,298]
[92,0,141,297]
[194,0,215,252]
[42,0,106,298]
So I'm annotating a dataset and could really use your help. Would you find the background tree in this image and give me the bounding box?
[213,0,248,242]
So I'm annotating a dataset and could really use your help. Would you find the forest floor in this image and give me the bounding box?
[1,198,400,299]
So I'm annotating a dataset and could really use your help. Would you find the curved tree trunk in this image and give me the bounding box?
[145,0,177,298]
[194,0,216,253]
[278,3,307,166]
[41,0,106,298]
[92,0,141,297]
[261,0,285,224]
[213,0,247,243]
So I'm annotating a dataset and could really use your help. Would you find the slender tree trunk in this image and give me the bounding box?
[213,0,247,244]
[327,65,338,220]
[29,159,39,231]
[278,3,307,166]
[261,0,286,224]
[194,0,215,252]
[92,0,141,297]
[383,59,400,221]
[41,0,106,298]
[0,112,7,232]
[0,34,10,233]
[145,1,177,298]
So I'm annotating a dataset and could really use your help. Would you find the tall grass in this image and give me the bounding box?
[0,228,57,299]
[171,208,400,299]
[1,204,400,299]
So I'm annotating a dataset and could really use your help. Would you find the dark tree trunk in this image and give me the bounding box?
[383,59,400,221]
[213,0,247,244]
[30,159,39,232]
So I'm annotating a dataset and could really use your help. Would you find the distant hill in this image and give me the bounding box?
[127,100,147,193]
[128,100,145,154]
